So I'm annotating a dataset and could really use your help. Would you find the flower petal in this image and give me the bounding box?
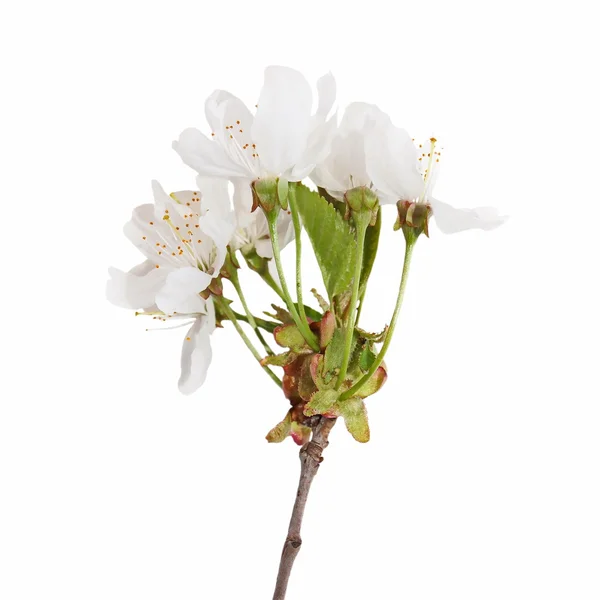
[366,121,423,202]
[194,177,236,270]
[251,66,312,175]
[173,127,249,178]
[106,260,167,310]
[155,267,211,315]
[316,72,336,119]
[429,198,508,234]
[178,300,216,395]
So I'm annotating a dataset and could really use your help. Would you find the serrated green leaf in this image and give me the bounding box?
[323,329,346,384]
[339,398,370,443]
[304,390,340,417]
[359,208,381,296]
[295,183,356,301]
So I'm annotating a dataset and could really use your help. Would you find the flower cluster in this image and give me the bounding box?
[108,66,506,442]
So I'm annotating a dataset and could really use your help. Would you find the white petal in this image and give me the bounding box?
[365,122,423,202]
[339,102,386,134]
[251,66,312,175]
[316,72,336,119]
[173,127,249,178]
[106,261,167,309]
[194,177,236,269]
[289,111,338,181]
[232,180,255,229]
[429,198,508,234]
[155,267,212,315]
[178,300,216,395]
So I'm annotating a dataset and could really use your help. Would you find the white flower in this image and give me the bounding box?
[106,179,235,394]
[173,66,336,183]
[365,122,507,233]
[311,102,389,198]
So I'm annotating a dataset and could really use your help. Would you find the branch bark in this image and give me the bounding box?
[272,416,337,600]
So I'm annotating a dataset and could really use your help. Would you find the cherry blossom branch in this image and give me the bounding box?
[340,238,415,401]
[272,416,337,600]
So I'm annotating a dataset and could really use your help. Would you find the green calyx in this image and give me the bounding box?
[251,177,289,213]
[344,186,380,226]
[394,199,432,242]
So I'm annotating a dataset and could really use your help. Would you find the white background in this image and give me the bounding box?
[1,1,599,598]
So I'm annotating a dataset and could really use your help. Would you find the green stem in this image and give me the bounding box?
[242,253,286,301]
[261,269,285,301]
[216,298,282,389]
[336,214,370,389]
[266,210,320,352]
[229,271,274,355]
[230,310,277,333]
[340,239,416,401]
[287,186,311,333]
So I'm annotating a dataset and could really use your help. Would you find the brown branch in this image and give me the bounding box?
[272,416,337,600]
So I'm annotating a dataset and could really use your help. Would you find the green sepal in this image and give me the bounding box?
[338,397,370,443]
[265,303,322,325]
[278,177,290,210]
[294,183,356,302]
[356,325,388,343]
[354,366,387,398]
[319,311,335,350]
[304,389,340,417]
[274,324,308,352]
[311,288,330,312]
[252,178,279,213]
[265,304,294,324]
[261,352,295,367]
[266,411,292,443]
[290,421,312,446]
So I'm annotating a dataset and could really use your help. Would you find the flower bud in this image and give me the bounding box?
[394,200,432,241]
[343,186,379,225]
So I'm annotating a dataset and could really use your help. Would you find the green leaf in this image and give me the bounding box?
[304,390,340,417]
[359,208,381,296]
[295,183,356,301]
[338,398,370,443]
